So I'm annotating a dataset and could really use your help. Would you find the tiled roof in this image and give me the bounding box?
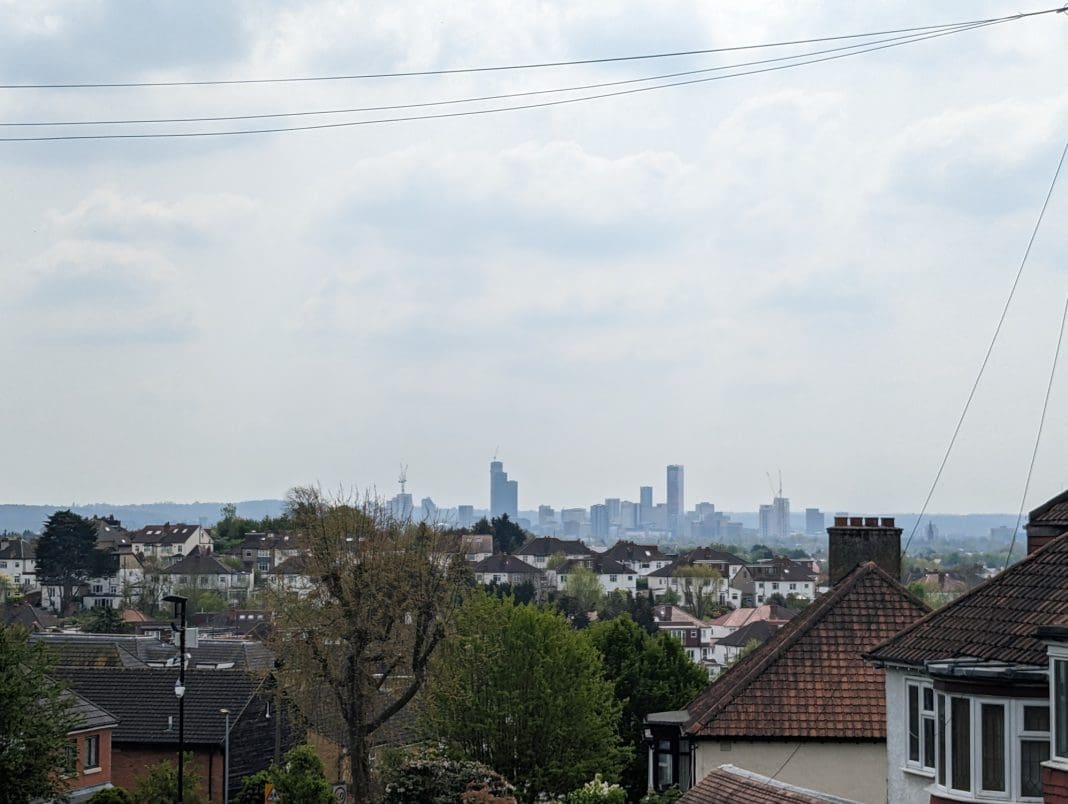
[31,633,275,671]
[655,605,708,628]
[471,554,543,574]
[130,524,202,545]
[65,689,119,732]
[710,605,796,629]
[515,537,592,557]
[866,530,1068,668]
[1030,490,1068,524]
[268,555,308,575]
[748,556,817,582]
[238,532,296,551]
[679,765,858,804]
[57,667,267,744]
[602,541,669,562]
[717,620,779,648]
[162,550,237,575]
[685,562,928,740]
[0,539,35,560]
[557,556,632,576]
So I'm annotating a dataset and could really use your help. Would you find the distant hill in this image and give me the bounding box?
[0,500,287,534]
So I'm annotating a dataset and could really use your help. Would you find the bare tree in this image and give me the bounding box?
[677,564,723,619]
[268,486,468,801]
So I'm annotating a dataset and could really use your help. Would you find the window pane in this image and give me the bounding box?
[1024,704,1050,733]
[951,697,971,791]
[1020,739,1049,797]
[908,685,920,762]
[1057,660,1068,757]
[657,751,674,787]
[980,703,1005,792]
[923,687,934,711]
[923,716,936,769]
[937,695,946,786]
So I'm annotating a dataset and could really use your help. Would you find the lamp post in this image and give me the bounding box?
[164,594,188,804]
[219,708,231,804]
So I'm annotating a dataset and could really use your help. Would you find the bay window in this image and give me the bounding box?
[906,679,937,773]
[1053,657,1068,761]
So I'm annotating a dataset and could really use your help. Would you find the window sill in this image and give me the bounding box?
[1042,757,1068,772]
[84,767,102,775]
[923,784,1031,803]
[901,765,935,779]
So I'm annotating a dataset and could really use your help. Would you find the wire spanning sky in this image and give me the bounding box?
[1,1,1067,512]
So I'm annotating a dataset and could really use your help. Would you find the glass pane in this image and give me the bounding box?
[923,716,936,769]
[924,687,934,711]
[980,703,1005,791]
[937,695,946,786]
[908,685,920,762]
[1057,660,1068,757]
[951,697,971,791]
[1024,704,1050,733]
[657,752,674,787]
[1020,739,1049,797]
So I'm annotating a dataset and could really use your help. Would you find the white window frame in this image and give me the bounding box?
[905,678,937,775]
[84,734,100,771]
[1051,648,1068,764]
[1017,699,1050,801]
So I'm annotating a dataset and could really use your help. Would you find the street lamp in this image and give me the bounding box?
[219,708,231,804]
[164,594,188,804]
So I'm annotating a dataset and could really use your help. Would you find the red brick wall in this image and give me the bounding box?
[1043,764,1068,803]
[68,728,113,792]
[111,744,224,802]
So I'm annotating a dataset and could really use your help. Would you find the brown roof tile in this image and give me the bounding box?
[685,562,928,740]
[866,529,1068,668]
[679,765,858,803]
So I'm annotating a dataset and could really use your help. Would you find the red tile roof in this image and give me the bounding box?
[866,530,1068,669]
[679,765,855,803]
[685,561,928,740]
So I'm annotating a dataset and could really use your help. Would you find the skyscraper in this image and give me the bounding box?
[590,504,609,540]
[489,460,518,519]
[666,465,684,535]
[805,508,825,536]
[639,486,653,509]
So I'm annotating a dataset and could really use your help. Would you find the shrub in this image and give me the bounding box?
[639,786,683,804]
[565,774,626,804]
[87,789,134,804]
[381,746,515,804]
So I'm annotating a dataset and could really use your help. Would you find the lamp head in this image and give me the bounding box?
[174,679,186,699]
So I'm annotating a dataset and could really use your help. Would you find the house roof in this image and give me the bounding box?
[557,555,632,576]
[748,556,817,582]
[268,555,308,575]
[717,620,780,648]
[515,537,592,557]
[655,605,708,628]
[2,601,59,631]
[679,765,858,804]
[0,539,36,560]
[1030,489,1068,525]
[57,667,267,744]
[31,633,275,671]
[685,562,928,740]
[866,529,1068,669]
[238,532,296,551]
[601,541,669,563]
[683,546,747,565]
[710,605,797,629]
[129,523,203,545]
[471,554,543,574]
[65,689,119,733]
[162,550,237,575]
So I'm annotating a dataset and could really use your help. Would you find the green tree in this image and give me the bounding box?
[273,744,333,803]
[87,788,133,803]
[750,544,773,561]
[491,514,527,555]
[84,604,129,634]
[132,754,205,803]
[36,510,110,612]
[585,616,707,801]
[213,503,292,552]
[546,550,569,570]
[596,591,657,635]
[765,592,787,607]
[232,769,273,804]
[472,517,493,536]
[175,587,227,613]
[379,745,515,804]
[676,564,722,620]
[269,487,469,803]
[424,592,627,798]
[0,624,78,804]
[562,565,603,614]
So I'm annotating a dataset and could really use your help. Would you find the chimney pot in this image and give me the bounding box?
[834,516,848,527]
[881,517,895,527]
[864,517,878,527]
[849,517,862,527]
[827,514,903,585]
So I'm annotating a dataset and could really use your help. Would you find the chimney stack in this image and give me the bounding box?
[827,515,901,586]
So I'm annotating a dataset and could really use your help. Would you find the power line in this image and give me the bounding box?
[0,21,994,128]
[0,22,1012,143]
[1003,295,1068,570]
[902,133,1068,558]
[0,7,1061,90]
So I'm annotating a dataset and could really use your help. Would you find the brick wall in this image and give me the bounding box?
[111,744,224,802]
[68,728,113,793]
[1043,764,1068,803]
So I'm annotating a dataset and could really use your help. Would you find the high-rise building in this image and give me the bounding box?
[489,460,518,519]
[666,465,684,535]
[457,505,475,528]
[390,493,414,522]
[640,486,653,508]
[590,504,609,540]
[759,504,773,540]
[605,498,621,525]
[760,497,790,540]
[805,508,825,536]
[619,501,638,529]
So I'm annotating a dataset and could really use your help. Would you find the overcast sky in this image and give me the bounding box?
[1,1,1067,514]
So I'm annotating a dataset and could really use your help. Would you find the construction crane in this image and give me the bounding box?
[398,463,408,494]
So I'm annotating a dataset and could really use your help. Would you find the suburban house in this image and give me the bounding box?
[513,536,593,569]
[32,632,276,672]
[265,555,315,596]
[0,537,36,592]
[865,489,1068,804]
[678,763,858,803]
[553,555,637,595]
[56,667,300,802]
[461,533,493,563]
[654,604,716,672]
[63,689,120,802]
[712,620,780,668]
[746,555,817,602]
[156,548,252,603]
[129,523,214,566]
[471,554,545,588]
[236,532,300,573]
[601,540,673,575]
[646,517,929,802]
[707,604,796,639]
[647,547,742,602]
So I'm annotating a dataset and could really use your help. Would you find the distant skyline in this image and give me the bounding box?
[1,2,1066,512]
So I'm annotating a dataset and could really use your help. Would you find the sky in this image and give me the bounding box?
[1,1,1067,514]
